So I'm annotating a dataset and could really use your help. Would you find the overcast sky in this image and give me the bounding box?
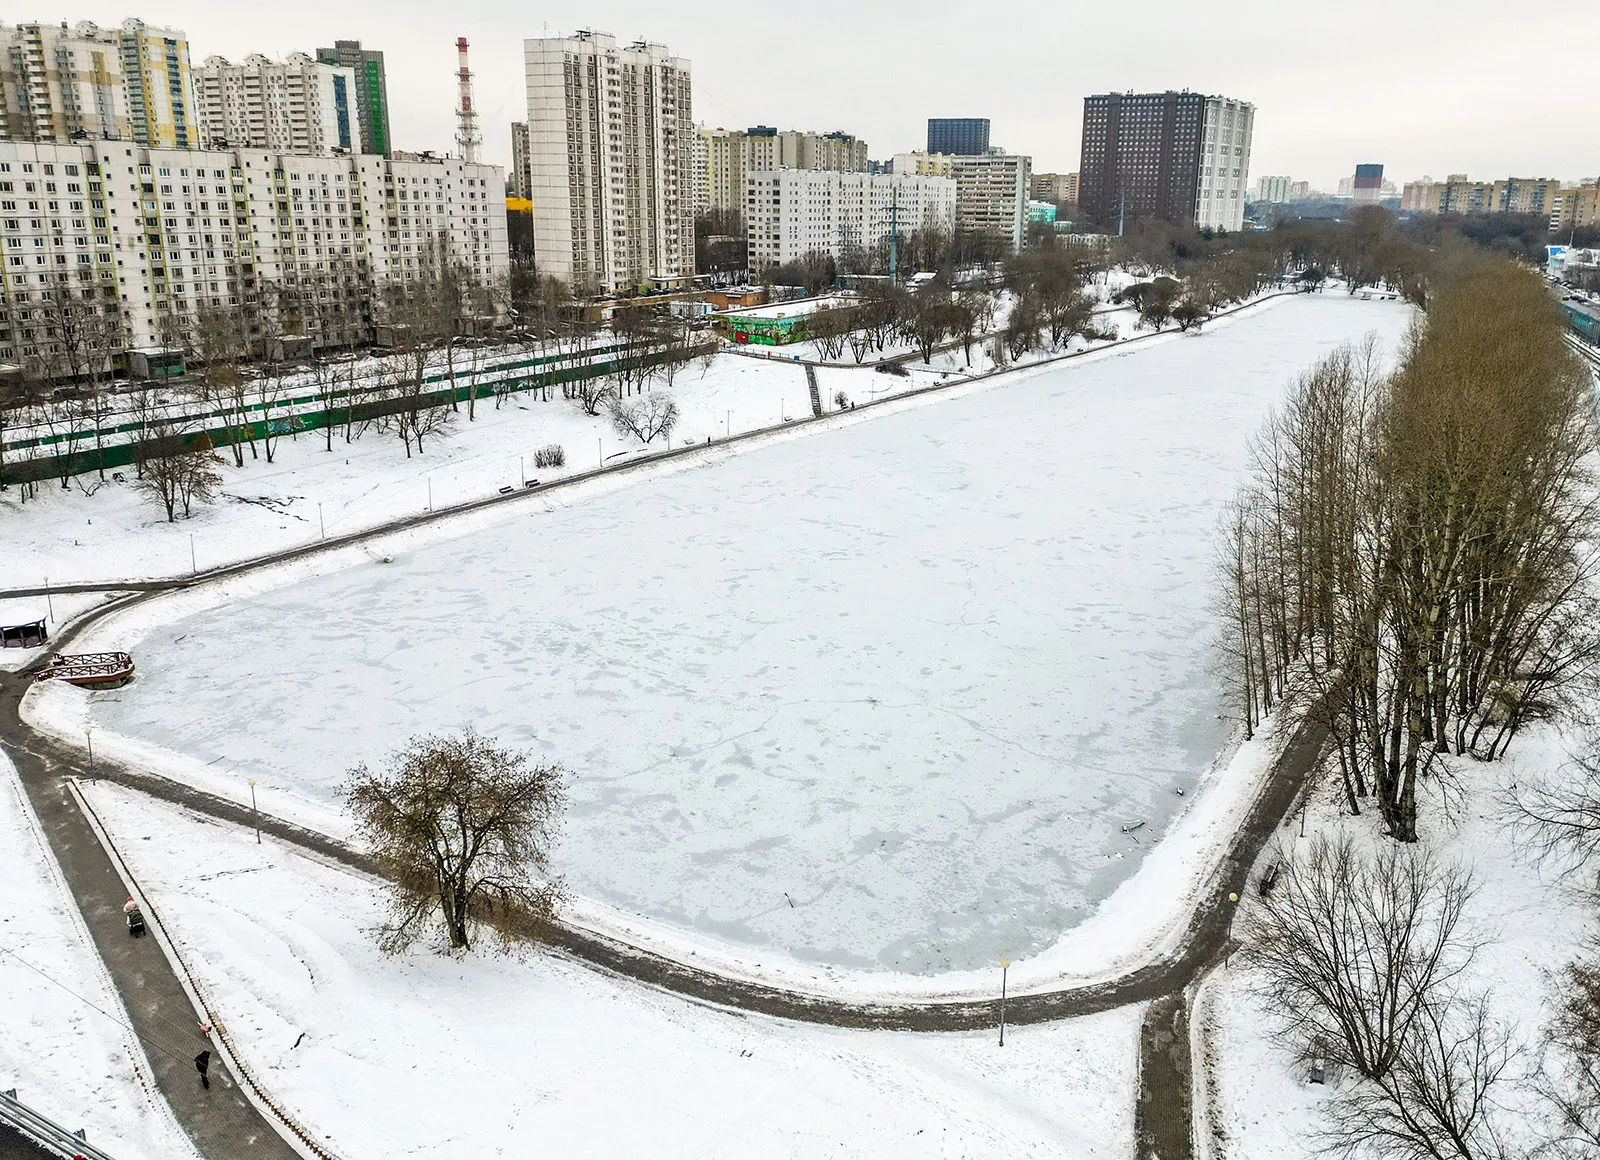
[57,0,1600,190]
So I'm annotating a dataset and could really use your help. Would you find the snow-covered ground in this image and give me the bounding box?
[26,293,1415,987]
[0,350,891,591]
[1199,723,1599,1158]
[0,752,197,1159]
[82,779,1141,1160]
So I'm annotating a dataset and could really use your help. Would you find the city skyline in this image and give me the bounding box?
[21,0,1599,191]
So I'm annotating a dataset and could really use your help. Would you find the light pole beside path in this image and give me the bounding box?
[999,959,1010,1046]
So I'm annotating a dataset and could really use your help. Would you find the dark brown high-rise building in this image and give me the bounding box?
[1078,91,1254,231]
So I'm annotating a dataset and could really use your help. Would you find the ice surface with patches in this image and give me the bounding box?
[84,780,1141,1160]
[84,295,1415,975]
[0,752,198,1159]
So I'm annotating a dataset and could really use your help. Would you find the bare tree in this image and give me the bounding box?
[189,305,252,467]
[1137,277,1182,330]
[572,370,615,417]
[1173,297,1210,332]
[344,730,565,954]
[1510,739,1600,876]
[1541,951,1600,1159]
[608,392,680,445]
[137,435,224,522]
[1325,994,1521,1160]
[806,307,852,361]
[1242,835,1477,1080]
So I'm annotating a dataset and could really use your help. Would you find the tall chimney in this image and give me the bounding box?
[454,36,481,163]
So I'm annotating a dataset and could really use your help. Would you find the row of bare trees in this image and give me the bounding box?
[1221,260,1600,841]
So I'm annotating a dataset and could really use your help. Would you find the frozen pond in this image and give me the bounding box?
[92,296,1413,974]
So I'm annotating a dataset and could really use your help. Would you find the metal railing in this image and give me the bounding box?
[0,1088,120,1160]
[68,781,341,1160]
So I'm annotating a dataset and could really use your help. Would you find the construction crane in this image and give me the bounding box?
[454,36,480,163]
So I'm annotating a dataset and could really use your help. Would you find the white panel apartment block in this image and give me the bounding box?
[0,138,506,361]
[1196,97,1252,231]
[745,170,956,272]
[522,31,693,292]
[197,53,363,156]
[952,153,1031,252]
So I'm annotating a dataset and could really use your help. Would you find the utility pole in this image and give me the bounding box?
[889,182,900,282]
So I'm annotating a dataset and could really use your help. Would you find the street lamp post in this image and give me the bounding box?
[43,576,54,622]
[999,959,1011,1047]
[248,779,260,845]
[84,727,94,775]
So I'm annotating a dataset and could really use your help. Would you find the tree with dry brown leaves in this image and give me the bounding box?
[346,731,565,955]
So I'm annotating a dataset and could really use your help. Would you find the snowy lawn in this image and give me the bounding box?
[83,780,1140,1160]
[32,294,1414,985]
[0,752,197,1159]
[0,350,886,589]
[1198,724,1599,1158]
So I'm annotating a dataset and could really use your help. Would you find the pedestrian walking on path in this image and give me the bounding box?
[194,1049,211,1090]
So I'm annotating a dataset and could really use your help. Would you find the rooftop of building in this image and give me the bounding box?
[717,294,853,320]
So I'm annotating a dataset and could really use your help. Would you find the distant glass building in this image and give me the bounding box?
[1352,163,1384,205]
[316,39,389,156]
[927,117,990,157]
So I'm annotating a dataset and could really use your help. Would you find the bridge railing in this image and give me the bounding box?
[0,1087,120,1160]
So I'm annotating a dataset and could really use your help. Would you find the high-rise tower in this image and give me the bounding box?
[315,39,389,156]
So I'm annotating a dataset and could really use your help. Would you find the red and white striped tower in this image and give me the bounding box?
[454,36,481,163]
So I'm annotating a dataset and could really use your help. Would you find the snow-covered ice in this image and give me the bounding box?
[82,779,1141,1160]
[55,294,1413,978]
[0,752,197,1159]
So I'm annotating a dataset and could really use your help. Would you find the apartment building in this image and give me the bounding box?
[509,121,531,201]
[1195,98,1252,230]
[1493,176,1564,217]
[0,138,506,366]
[687,124,706,216]
[1030,171,1079,206]
[196,54,361,156]
[953,152,1031,251]
[1253,175,1291,204]
[524,30,693,292]
[0,18,198,148]
[1553,183,1600,234]
[314,40,388,157]
[744,170,955,272]
[696,124,869,213]
[891,152,955,179]
[1405,175,1570,220]
[1079,91,1253,231]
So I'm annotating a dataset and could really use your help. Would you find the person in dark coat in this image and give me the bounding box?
[194,1049,211,1089]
